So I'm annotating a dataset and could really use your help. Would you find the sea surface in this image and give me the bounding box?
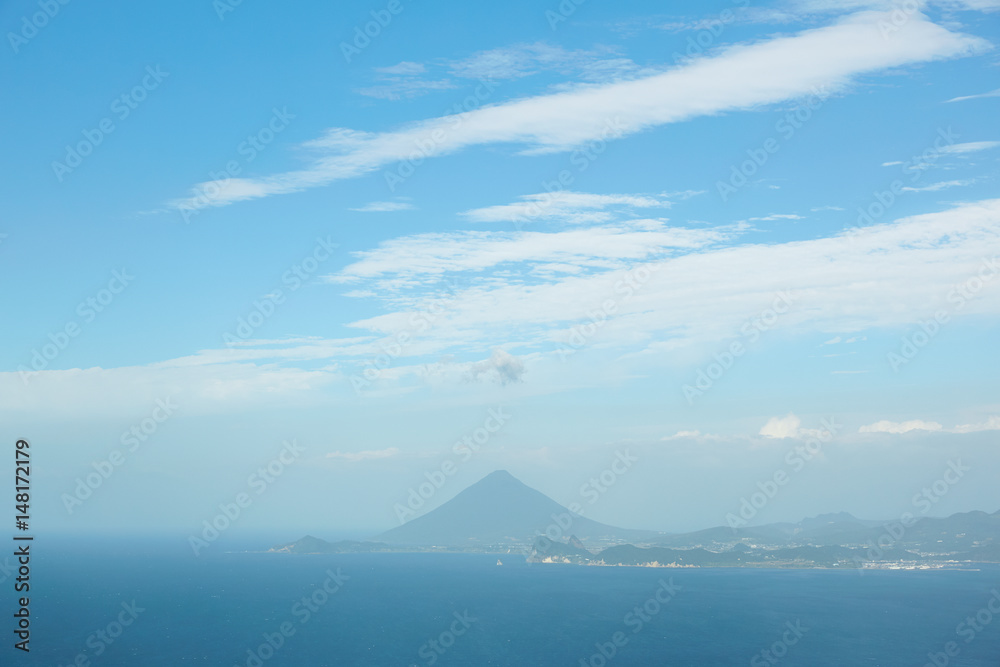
[16,537,1000,666]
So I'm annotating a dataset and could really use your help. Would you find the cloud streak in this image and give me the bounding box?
[169,10,986,212]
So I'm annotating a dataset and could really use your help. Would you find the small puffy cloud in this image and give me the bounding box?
[822,336,842,345]
[326,447,400,462]
[466,348,526,385]
[759,413,802,439]
[858,419,943,434]
[662,430,702,440]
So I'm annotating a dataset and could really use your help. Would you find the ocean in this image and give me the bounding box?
[17,538,1000,666]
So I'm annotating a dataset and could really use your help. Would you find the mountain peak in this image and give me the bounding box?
[478,469,520,484]
[371,469,652,546]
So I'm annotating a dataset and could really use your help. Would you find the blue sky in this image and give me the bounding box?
[2,0,999,539]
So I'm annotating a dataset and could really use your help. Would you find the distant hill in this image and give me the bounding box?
[371,470,657,547]
[652,508,1000,553]
[270,536,388,554]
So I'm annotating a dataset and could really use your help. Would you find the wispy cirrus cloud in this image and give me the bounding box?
[349,200,415,212]
[168,11,987,213]
[8,199,1000,417]
[901,178,975,192]
[939,140,1000,155]
[461,191,683,224]
[329,218,732,291]
[945,87,1000,103]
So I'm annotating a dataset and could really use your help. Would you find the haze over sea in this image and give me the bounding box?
[29,537,1000,666]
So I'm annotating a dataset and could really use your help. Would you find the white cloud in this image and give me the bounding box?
[169,11,987,212]
[330,218,729,289]
[662,429,703,440]
[939,140,1000,155]
[822,336,842,344]
[331,198,1000,362]
[858,416,1000,434]
[465,348,526,385]
[759,413,803,438]
[462,191,677,224]
[357,78,456,101]
[901,179,974,193]
[376,61,426,75]
[16,198,1000,413]
[945,87,1000,103]
[952,416,1000,433]
[859,419,943,433]
[449,43,647,82]
[748,213,805,221]
[349,200,416,212]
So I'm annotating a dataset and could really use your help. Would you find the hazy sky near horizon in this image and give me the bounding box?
[2,0,999,539]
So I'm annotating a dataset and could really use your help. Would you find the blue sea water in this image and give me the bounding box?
[14,537,1000,666]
